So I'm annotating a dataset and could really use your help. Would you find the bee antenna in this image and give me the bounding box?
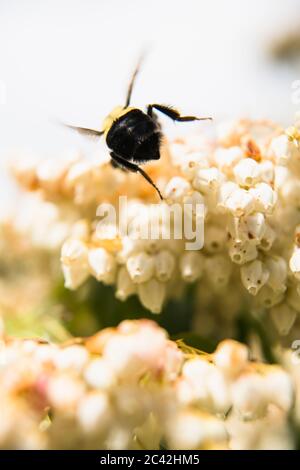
[124,52,147,108]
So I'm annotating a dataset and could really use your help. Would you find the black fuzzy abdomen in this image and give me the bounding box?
[106,109,161,162]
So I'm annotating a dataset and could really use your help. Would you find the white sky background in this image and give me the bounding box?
[0,0,300,183]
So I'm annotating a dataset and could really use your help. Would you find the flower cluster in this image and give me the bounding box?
[0,194,63,321]
[10,115,300,334]
[0,319,294,449]
[169,118,300,336]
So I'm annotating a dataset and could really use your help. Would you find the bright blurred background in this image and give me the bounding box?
[0,0,300,194]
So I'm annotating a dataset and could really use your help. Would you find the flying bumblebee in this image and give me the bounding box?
[66,58,212,200]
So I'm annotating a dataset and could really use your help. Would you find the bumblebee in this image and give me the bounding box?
[66,59,212,199]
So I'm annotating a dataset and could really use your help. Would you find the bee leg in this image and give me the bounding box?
[110,152,163,200]
[147,104,212,122]
[110,159,126,170]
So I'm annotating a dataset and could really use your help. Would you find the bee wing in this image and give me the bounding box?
[64,124,104,138]
[125,51,148,107]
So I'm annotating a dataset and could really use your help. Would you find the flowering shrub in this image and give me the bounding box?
[0,320,294,449]
[10,116,300,331]
[2,115,300,449]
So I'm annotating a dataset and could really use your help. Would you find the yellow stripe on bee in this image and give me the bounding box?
[102,106,135,137]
